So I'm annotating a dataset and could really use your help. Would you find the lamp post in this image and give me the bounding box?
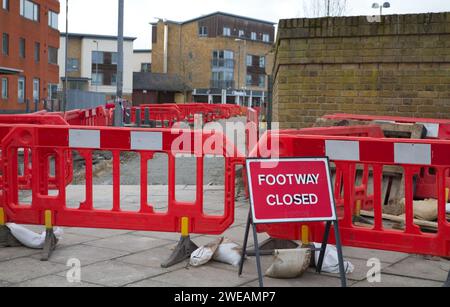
[93,40,99,92]
[372,2,391,15]
[235,38,247,106]
[63,0,69,112]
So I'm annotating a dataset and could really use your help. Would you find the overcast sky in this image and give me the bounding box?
[59,0,450,49]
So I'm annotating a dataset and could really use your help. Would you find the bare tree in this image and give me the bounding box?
[302,0,348,18]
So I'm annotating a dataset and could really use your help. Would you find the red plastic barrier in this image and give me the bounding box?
[130,105,183,128]
[0,125,245,235]
[323,113,450,140]
[251,131,450,257]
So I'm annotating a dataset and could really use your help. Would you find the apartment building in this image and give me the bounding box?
[58,33,136,100]
[0,0,60,113]
[151,12,275,105]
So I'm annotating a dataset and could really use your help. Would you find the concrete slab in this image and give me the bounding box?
[125,279,180,287]
[243,272,356,287]
[83,234,172,253]
[116,246,188,271]
[151,265,256,287]
[0,247,41,262]
[57,260,163,287]
[64,227,132,238]
[342,246,410,264]
[0,258,67,283]
[383,255,450,282]
[31,244,130,266]
[0,280,11,287]
[15,275,102,287]
[352,274,443,287]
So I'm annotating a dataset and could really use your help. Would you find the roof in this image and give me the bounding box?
[151,11,276,26]
[0,66,23,75]
[60,32,136,41]
[134,49,152,53]
[133,72,190,92]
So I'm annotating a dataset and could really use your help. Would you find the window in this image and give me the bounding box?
[259,75,266,87]
[48,11,58,29]
[246,74,252,86]
[246,55,253,67]
[92,51,104,64]
[2,0,9,11]
[33,78,39,103]
[223,27,231,37]
[1,78,8,99]
[92,73,103,86]
[18,77,25,103]
[141,63,151,72]
[34,42,40,62]
[251,32,257,40]
[111,74,117,86]
[48,46,58,64]
[48,84,58,100]
[199,26,208,37]
[2,33,8,55]
[20,0,39,22]
[19,38,25,58]
[67,58,79,72]
[262,34,270,43]
[111,52,118,65]
[239,30,245,38]
[259,56,266,68]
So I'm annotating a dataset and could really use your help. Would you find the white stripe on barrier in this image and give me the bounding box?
[418,123,439,138]
[69,129,101,149]
[325,140,360,161]
[131,131,163,151]
[394,143,431,165]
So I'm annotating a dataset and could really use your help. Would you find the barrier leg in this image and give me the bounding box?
[445,271,450,288]
[41,210,57,261]
[0,208,22,248]
[161,217,198,268]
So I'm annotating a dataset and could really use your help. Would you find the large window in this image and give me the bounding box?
[48,84,58,100]
[259,56,266,68]
[2,33,8,55]
[211,50,235,89]
[2,0,9,11]
[48,46,58,64]
[20,0,39,22]
[223,27,231,37]
[212,50,234,68]
[91,73,103,86]
[18,77,25,103]
[48,11,58,29]
[1,78,8,99]
[262,34,270,43]
[92,51,104,64]
[19,38,25,58]
[251,32,257,40]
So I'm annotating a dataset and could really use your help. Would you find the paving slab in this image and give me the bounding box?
[151,265,256,287]
[64,227,132,238]
[243,272,356,287]
[15,275,102,287]
[352,274,443,287]
[383,255,450,282]
[125,279,180,287]
[56,260,163,287]
[31,244,130,266]
[0,246,41,262]
[0,258,67,283]
[0,280,11,287]
[116,246,188,271]
[342,246,410,264]
[83,234,172,253]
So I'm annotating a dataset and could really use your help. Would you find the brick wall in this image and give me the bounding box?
[272,13,450,128]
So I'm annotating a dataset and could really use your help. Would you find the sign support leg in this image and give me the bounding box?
[239,210,252,276]
[316,221,332,273]
[252,221,264,288]
[333,219,347,288]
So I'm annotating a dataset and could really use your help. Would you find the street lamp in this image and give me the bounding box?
[372,2,391,15]
[235,38,247,106]
[93,40,99,92]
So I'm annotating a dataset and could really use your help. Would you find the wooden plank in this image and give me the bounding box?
[360,210,437,229]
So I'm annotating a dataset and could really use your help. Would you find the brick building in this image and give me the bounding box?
[149,12,275,105]
[272,13,450,128]
[0,0,60,113]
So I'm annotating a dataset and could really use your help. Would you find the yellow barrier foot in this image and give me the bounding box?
[0,225,23,248]
[41,228,58,262]
[161,235,198,268]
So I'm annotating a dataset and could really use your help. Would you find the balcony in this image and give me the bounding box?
[210,80,235,89]
[211,59,235,69]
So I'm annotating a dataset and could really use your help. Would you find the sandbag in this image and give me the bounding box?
[446,203,450,214]
[265,248,311,279]
[213,238,242,267]
[6,223,63,249]
[413,199,437,221]
[313,243,354,274]
[190,237,223,267]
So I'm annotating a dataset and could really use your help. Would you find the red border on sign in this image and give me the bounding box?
[246,157,337,224]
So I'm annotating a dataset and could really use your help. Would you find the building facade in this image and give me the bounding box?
[0,0,60,113]
[151,12,275,105]
[132,49,152,72]
[58,33,136,100]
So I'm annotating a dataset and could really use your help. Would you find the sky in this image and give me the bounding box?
[59,0,450,49]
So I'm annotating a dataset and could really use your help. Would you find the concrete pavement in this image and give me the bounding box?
[1,185,449,287]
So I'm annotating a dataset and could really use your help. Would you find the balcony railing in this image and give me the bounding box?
[210,80,235,89]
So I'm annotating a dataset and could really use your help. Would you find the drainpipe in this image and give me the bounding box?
[163,20,169,74]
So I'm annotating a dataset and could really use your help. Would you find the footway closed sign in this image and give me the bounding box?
[246,158,337,224]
